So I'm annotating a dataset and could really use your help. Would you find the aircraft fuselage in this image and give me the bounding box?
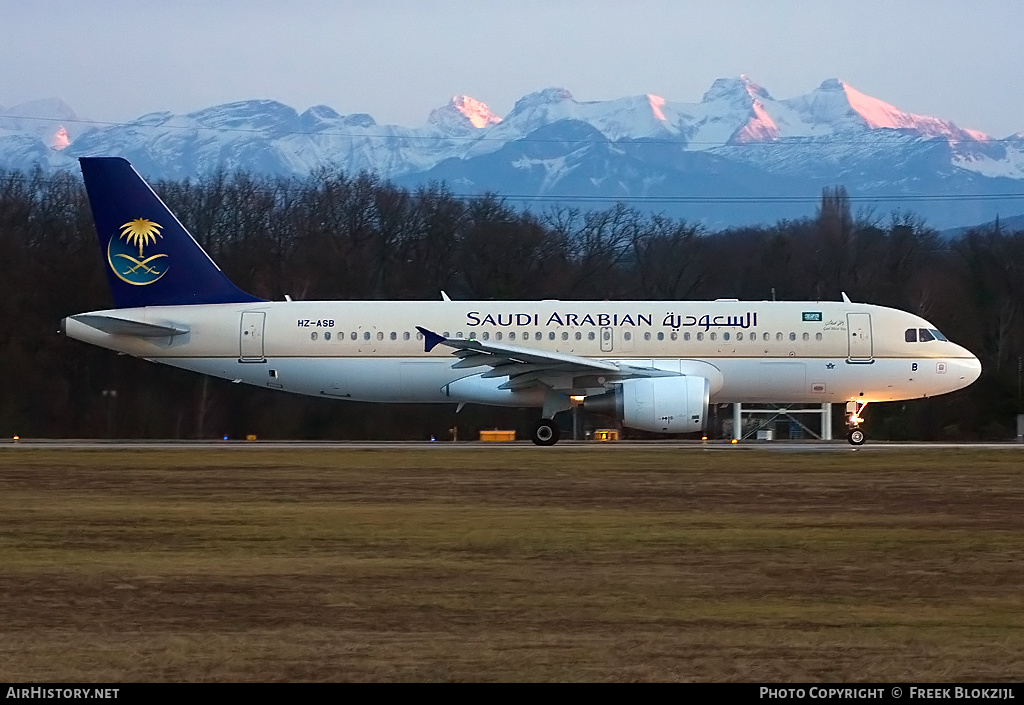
[65,299,981,406]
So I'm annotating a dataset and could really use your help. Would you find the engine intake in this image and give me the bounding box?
[583,376,709,434]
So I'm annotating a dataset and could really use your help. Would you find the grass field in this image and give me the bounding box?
[0,445,1021,682]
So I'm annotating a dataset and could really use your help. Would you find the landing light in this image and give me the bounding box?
[731,439,738,444]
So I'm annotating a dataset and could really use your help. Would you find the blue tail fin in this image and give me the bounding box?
[79,157,263,308]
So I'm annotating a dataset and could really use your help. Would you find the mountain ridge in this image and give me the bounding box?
[3,77,1023,229]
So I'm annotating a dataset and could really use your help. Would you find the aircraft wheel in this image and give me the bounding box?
[847,428,866,446]
[531,419,560,446]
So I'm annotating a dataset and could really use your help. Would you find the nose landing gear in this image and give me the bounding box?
[846,401,868,445]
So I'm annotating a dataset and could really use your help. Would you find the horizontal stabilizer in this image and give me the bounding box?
[72,314,189,337]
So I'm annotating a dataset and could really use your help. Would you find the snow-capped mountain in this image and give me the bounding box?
[0,98,88,171]
[3,78,1024,229]
[428,95,502,133]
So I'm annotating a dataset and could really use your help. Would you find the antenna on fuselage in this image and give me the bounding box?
[841,292,852,303]
[441,291,452,302]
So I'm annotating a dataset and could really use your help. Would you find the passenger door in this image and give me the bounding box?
[846,312,873,362]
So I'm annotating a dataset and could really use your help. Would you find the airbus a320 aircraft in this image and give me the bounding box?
[62,157,981,445]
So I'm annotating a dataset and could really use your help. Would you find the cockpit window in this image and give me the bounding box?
[918,328,934,342]
[905,328,917,343]
[931,329,948,341]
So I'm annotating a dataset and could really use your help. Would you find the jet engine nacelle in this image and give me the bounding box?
[584,376,709,434]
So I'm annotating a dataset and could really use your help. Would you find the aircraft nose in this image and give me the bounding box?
[958,354,982,388]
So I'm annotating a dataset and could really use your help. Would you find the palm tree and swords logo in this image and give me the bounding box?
[106,218,168,285]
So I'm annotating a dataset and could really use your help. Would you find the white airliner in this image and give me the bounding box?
[62,157,982,445]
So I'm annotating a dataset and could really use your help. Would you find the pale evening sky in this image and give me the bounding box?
[3,0,1023,137]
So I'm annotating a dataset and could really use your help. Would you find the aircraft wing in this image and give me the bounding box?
[416,326,671,391]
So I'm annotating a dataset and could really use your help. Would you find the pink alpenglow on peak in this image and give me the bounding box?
[732,99,780,143]
[427,95,502,133]
[450,95,502,128]
[50,126,70,150]
[816,78,989,142]
[647,94,667,122]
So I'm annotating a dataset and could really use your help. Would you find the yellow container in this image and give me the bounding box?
[479,430,516,442]
[593,429,619,441]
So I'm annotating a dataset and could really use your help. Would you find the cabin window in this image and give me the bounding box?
[788,332,795,341]
[696,332,704,341]
[736,332,743,340]
[364,332,371,341]
[496,332,503,340]
[644,332,651,341]
[416,332,423,340]
[802,332,809,341]
[351,332,357,341]
[377,332,384,341]
[324,332,331,341]
[776,332,783,341]
[536,332,543,341]
[403,331,410,341]
[671,331,678,341]
[509,332,516,340]
[763,332,770,342]
[482,332,490,341]
[575,332,582,341]
[588,332,596,341]
[561,332,568,341]
[455,331,463,338]
[311,332,318,341]
[469,332,476,340]
[905,328,917,342]
[657,332,664,341]
[442,331,450,337]
[919,328,934,342]
[390,332,397,340]
[722,332,729,341]
[624,332,632,341]
[683,332,690,341]
[710,332,717,341]
[816,333,823,341]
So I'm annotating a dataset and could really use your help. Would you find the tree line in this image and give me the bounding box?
[1,167,1022,441]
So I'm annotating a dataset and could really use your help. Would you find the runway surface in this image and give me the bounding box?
[2,438,1022,451]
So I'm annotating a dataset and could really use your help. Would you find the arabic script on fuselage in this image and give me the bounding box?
[465,311,758,331]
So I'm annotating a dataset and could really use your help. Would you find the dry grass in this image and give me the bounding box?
[0,446,1022,681]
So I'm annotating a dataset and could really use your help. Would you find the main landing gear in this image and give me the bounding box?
[531,419,560,446]
[846,401,868,446]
